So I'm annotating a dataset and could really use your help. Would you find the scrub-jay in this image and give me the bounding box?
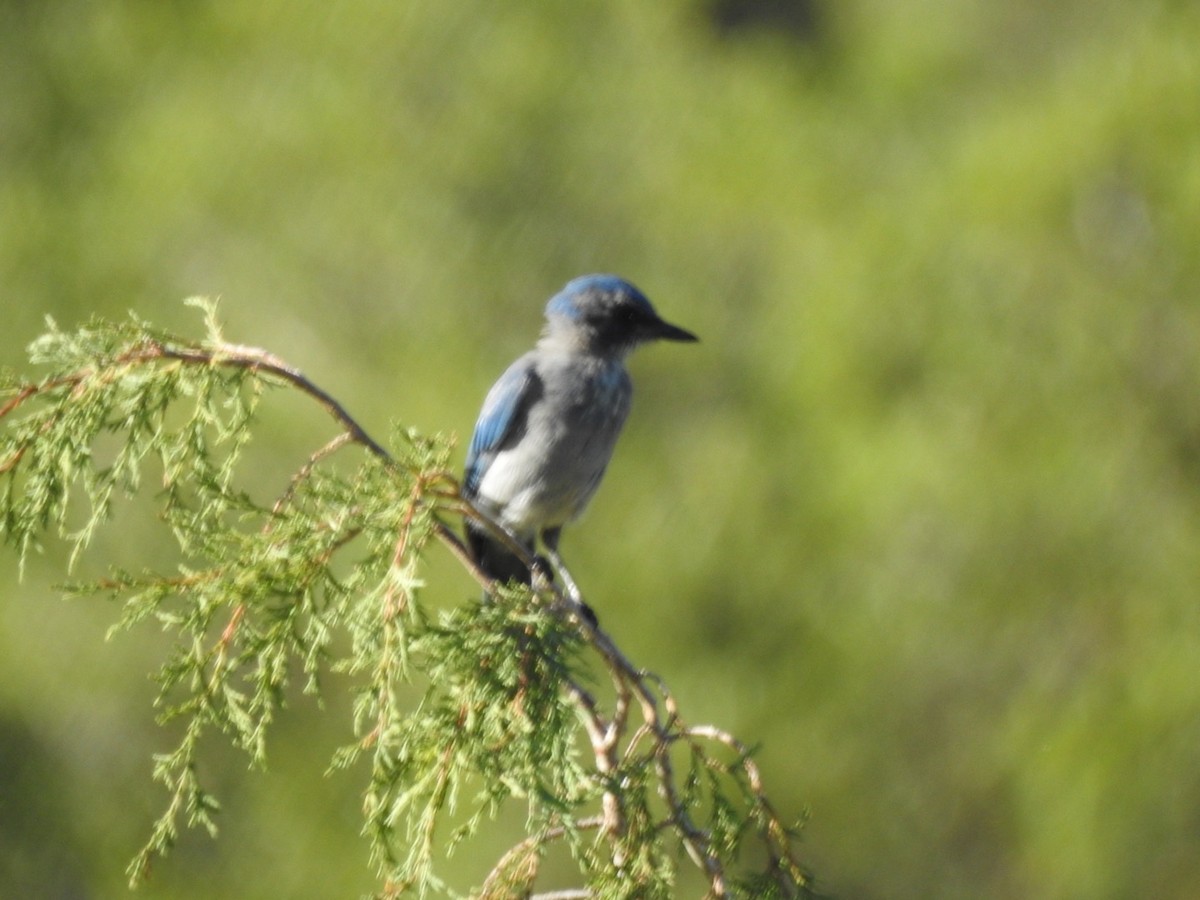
[463,274,698,598]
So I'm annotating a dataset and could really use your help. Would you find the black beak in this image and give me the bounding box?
[649,317,699,343]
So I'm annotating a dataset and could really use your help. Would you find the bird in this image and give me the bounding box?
[462,274,698,603]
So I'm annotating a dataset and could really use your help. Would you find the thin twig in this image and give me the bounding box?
[149,340,392,460]
[269,431,353,517]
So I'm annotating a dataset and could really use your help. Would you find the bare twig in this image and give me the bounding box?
[269,431,353,517]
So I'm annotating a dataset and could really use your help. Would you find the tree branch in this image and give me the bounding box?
[1,315,812,898]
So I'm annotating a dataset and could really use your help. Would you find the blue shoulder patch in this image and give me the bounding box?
[464,358,541,497]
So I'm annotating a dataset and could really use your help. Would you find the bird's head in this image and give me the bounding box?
[543,274,699,356]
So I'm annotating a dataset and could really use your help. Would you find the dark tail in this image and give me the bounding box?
[465,520,533,585]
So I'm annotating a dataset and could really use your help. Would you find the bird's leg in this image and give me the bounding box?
[541,528,596,625]
[540,528,579,600]
[545,547,583,604]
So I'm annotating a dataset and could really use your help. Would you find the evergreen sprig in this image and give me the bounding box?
[0,301,815,898]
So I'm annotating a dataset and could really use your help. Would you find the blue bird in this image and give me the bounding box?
[463,274,698,599]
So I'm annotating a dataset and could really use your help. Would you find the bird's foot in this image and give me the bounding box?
[530,554,555,584]
[575,600,598,628]
[530,554,597,626]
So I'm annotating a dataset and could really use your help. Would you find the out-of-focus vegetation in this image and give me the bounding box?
[1,1,1198,898]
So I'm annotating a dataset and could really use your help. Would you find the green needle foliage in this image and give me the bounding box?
[0,301,813,899]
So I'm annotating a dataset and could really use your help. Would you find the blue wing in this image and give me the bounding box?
[464,356,542,498]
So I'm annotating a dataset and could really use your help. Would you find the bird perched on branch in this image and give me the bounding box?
[463,274,698,601]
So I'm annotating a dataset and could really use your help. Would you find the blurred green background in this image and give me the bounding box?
[3,1,1200,897]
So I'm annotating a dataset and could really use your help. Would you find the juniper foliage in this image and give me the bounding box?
[0,301,813,898]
